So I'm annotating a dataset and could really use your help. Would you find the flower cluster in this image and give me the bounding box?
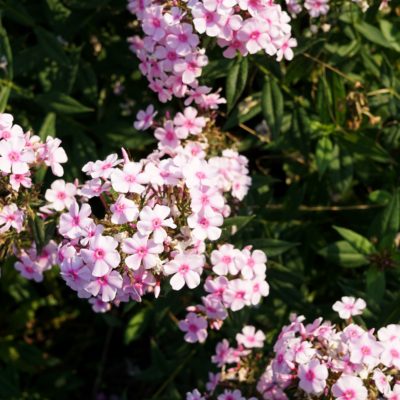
[189,296,400,400]
[127,0,296,102]
[51,104,268,318]
[178,246,269,344]
[0,113,67,272]
[186,325,266,400]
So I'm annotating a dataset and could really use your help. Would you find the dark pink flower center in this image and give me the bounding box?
[94,248,105,260]
[8,151,20,162]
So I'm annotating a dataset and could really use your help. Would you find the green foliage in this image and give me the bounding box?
[1,0,400,399]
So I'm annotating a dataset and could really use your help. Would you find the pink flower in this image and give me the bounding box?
[163,253,204,290]
[0,203,24,233]
[14,256,42,282]
[380,339,400,368]
[60,257,92,293]
[298,359,328,395]
[89,297,111,313]
[304,0,329,17]
[200,295,228,320]
[236,248,267,279]
[188,210,223,241]
[81,235,121,277]
[206,372,221,393]
[276,35,297,61]
[173,107,207,138]
[122,233,163,270]
[387,384,400,400]
[85,270,123,302]
[236,325,265,348]
[333,297,367,319]
[217,389,245,400]
[166,23,199,56]
[110,195,139,224]
[186,389,205,400]
[331,376,368,400]
[237,19,269,54]
[372,369,392,396]
[137,204,176,243]
[173,53,208,85]
[349,332,383,367]
[45,179,77,211]
[178,312,208,343]
[82,154,121,179]
[134,105,157,130]
[0,136,34,174]
[191,3,222,37]
[223,279,251,311]
[9,172,32,192]
[42,137,68,177]
[154,120,180,149]
[59,202,93,239]
[211,244,240,276]
[111,162,147,194]
[190,186,225,215]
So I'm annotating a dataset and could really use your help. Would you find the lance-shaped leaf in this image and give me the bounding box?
[226,56,248,113]
[318,241,369,268]
[333,226,376,256]
[261,76,283,138]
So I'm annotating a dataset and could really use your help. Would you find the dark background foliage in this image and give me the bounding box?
[0,0,400,398]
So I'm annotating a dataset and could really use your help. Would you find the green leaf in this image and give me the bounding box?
[226,57,248,113]
[379,20,400,52]
[223,93,261,130]
[39,113,57,140]
[370,189,400,238]
[318,241,369,268]
[250,238,300,257]
[366,266,386,305]
[328,143,353,194]
[36,92,93,114]
[28,216,46,253]
[124,308,150,345]
[369,190,391,205]
[222,215,255,236]
[261,76,283,139]
[315,136,333,177]
[354,21,398,51]
[34,26,70,66]
[333,226,376,256]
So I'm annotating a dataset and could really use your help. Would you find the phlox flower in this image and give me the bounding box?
[111,161,147,194]
[378,324,400,342]
[217,389,245,400]
[45,179,77,211]
[380,339,400,368]
[200,295,227,320]
[349,332,383,367]
[122,233,163,270]
[0,136,34,174]
[14,255,43,282]
[236,325,265,348]
[206,372,221,393]
[191,3,222,37]
[236,248,267,279]
[0,113,13,130]
[110,195,139,224]
[249,276,270,305]
[89,297,112,313]
[59,202,93,239]
[9,172,32,192]
[0,203,24,233]
[188,210,223,241]
[165,23,199,56]
[387,384,400,400]
[333,296,367,320]
[81,235,121,277]
[154,120,180,149]
[134,105,157,130]
[223,278,251,311]
[173,107,207,138]
[179,312,208,343]
[41,137,68,177]
[298,359,328,395]
[186,389,205,400]
[372,369,392,396]
[190,186,225,215]
[83,154,121,180]
[173,53,208,85]
[85,270,123,302]
[60,257,92,293]
[304,0,329,17]
[163,253,204,290]
[331,375,368,400]
[211,244,241,276]
[80,178,111,198]
[137,204,176,243]
[237,19,269,54]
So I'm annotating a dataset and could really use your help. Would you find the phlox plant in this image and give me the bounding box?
[188,296,400,400]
